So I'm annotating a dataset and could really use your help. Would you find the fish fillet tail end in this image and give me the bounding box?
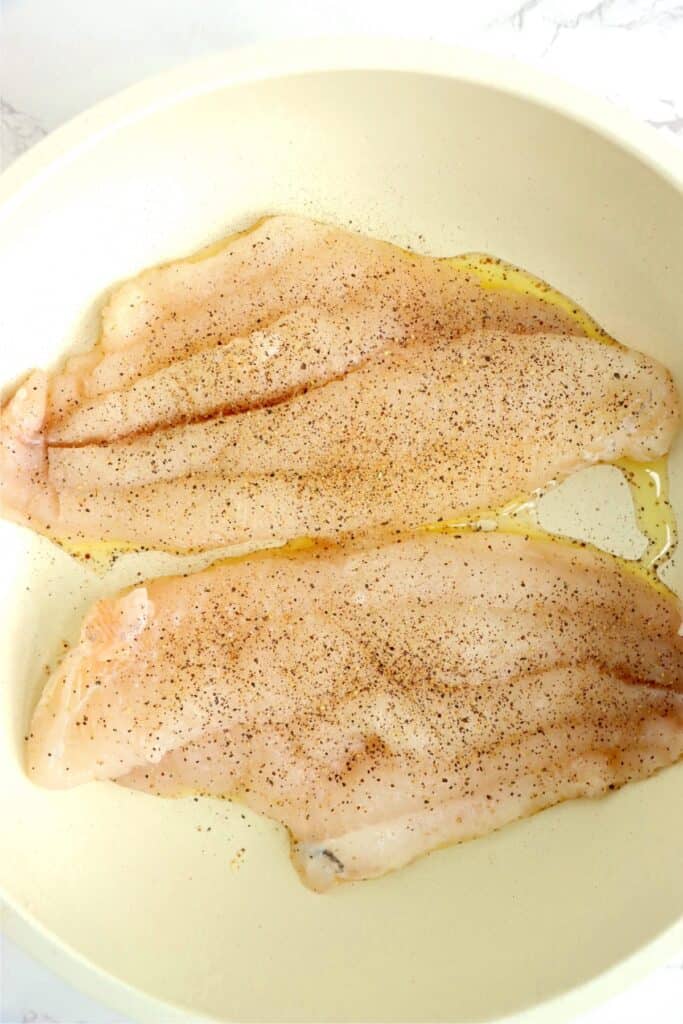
[0,370,57,526]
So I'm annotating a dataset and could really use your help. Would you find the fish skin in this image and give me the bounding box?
[26,532,683,890]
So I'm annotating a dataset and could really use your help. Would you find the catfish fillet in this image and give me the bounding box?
[1,215,678,552]
[1,329,677,551]
[26,532,683,890]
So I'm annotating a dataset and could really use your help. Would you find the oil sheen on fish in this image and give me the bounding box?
[1,215,678,551]
[26,531,683,890]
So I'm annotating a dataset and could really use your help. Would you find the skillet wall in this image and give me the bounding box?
[1,69,681,1023]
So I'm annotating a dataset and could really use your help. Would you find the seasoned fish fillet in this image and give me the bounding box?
[26,532,683,890]
[8,216,585,444]
[3,215,677,552]
[2,330,678,552]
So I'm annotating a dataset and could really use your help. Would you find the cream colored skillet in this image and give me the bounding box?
[0,38,682,1024]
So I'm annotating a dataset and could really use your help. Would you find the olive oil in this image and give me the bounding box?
[446,252,613,344]
[614,456,677,574]
[56,537,142,574]
[429,252,677,587]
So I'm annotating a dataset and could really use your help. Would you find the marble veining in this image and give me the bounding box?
[0,99,46,168]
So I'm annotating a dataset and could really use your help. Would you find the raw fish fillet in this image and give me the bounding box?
[7,216,585,444]
[26,532,683,890]
[2,334,677,552]
[2,216,677,552]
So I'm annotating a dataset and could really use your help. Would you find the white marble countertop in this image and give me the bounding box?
[0,1,681,1022]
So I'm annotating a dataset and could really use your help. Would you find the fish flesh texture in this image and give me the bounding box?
[1,215,678,551]
[26,531,683,890]
[1,334,677,552]
[6,216,585,444]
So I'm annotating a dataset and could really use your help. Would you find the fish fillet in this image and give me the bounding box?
[2,329,678,551]
[2,215,677,552]
[26,532,683,890]
[7,216,586,443]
